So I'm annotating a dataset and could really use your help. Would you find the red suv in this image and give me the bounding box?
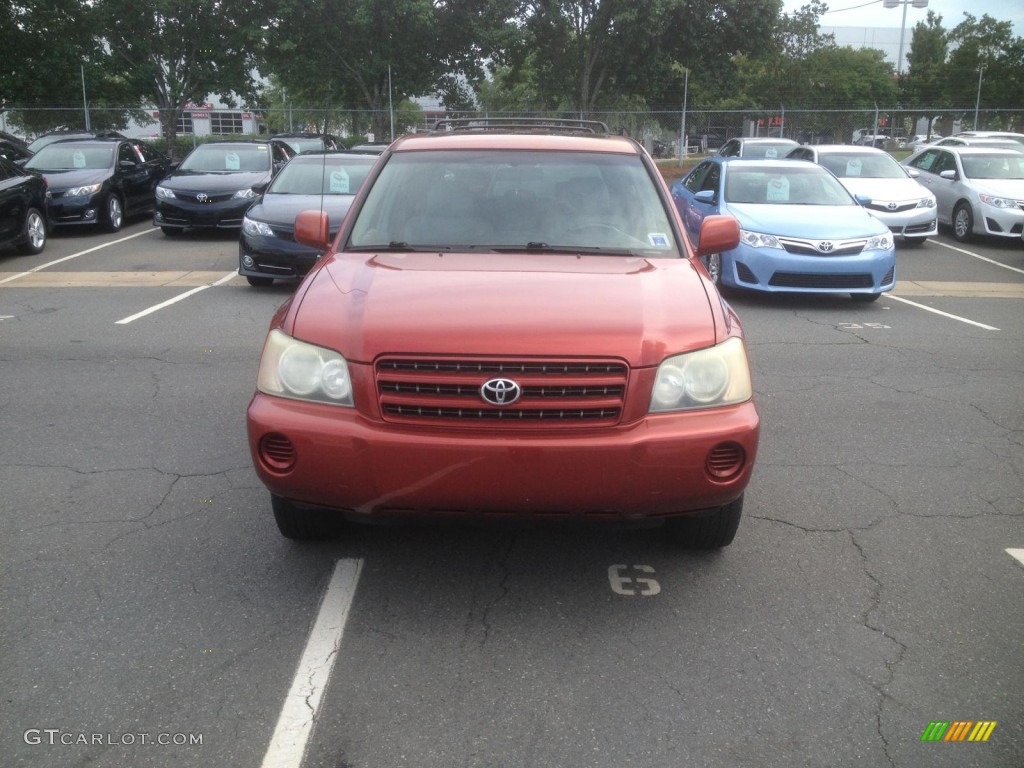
[247,119,759,547]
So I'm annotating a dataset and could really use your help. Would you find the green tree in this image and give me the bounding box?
[98,0,266,155]
[945,13,1024,126]
[903,11,948,138]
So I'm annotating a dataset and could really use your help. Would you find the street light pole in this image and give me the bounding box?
[883,0,927,142]
[678,67,688,167]
[974,65,984,130]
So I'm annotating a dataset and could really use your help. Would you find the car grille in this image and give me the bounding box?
[376,357,628,428]
[174,191,235,203]
[778,237,865,256]
[769,272,874,289]
[866,201,917,213]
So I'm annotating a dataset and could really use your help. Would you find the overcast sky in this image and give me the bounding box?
[781,0,1024,37]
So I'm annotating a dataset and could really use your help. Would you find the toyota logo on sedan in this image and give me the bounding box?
[817,241,835,253]
[887,201,899,210]
[196,193,210,202]
[480,378,521,406]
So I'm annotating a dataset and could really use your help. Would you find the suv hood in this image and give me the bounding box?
[289,252,716,367]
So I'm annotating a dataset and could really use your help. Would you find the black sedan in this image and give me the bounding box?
[154,140,293,234]
[23,138,172,232]
[0,155,49,255]
[239,152,376,286]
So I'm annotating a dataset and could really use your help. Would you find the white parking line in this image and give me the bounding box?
[0,229,157,286]
[1008,549,1024,569]
[886,295,1000,331]
[260,558,363,768]
[114,270,237,324]
[933,241,1024,276]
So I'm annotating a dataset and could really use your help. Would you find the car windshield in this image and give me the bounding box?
[818,152,907,179]
[269,158,374,195]
[742,142,795,159]
[179,145,270,172]
[281,138,324,153]
[348,149,680,255]
[26,144,113,171]
[961,153,1024,179]
[725,166,854,205]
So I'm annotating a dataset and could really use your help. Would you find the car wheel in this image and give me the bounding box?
[700,252,722,285]
[17,207,47,255]
[105,195,124,233]
[271,495,342,540]
[952,203,973,242]
[160,226,181,236]
[665,495,743,549]
[850,292,882,303]
[246,275,274,287]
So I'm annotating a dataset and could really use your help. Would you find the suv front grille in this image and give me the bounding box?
[376,357,628,428]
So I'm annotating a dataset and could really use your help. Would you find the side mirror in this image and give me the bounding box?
[694,189,716,204]
[905,168,920,178]
[854,194,872,207]
[294,210,331,251]
[939,169,958,181]
[119,159,138,169]
[252,181,269,195]
[696,214,740,258]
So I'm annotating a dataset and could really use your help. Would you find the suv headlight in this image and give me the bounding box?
[739,229,783,249]
[233,188,258,199]
[649,337,752,412]
[242,216,275,237]
[257,330,354,407]
[65,183,102,198]
[979,194,1014,209]
[865,232,894,250]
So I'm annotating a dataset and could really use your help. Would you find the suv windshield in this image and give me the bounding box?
[348,149,679,255]
[180,145,270,172]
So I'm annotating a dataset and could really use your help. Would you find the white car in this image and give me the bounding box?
[787,145,937,245]
[902,146,1024,242]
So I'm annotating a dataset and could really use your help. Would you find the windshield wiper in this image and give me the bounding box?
[348,241,452,252]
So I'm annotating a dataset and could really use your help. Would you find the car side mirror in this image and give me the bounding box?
[694,189,716,204]
[939,169,958,180]
[119,159,138,169]
[905,168,920,178]
[295,210,331,251]
[252,181,269,195]
[695,214,739,258]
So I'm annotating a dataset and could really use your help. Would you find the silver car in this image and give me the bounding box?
[902,146,1024,242]
[787,145,937,245]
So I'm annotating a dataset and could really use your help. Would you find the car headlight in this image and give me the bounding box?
[865,232,894,250]
[233,188,258,199]
[979,194,1015,209]
[242,216,275,237]
[649,337,752,412]
[257,329,353,407]
[916,195,936,208]
[155,186,174,199]
[739,229,783,249]
[65,183,102,198]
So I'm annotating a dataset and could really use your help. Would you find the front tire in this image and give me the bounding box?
[17,207,47,254]
[665,496,743,548]
[700,252,722,286]
[952,203,973,242]
[105,195,124,233]
[271,495,342,540]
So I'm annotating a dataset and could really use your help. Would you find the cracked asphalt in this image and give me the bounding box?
[1,221,1021,767]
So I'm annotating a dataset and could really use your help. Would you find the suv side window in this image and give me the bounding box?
[719,140,740,157]
[118,142,137,166]
[683,162,711,193]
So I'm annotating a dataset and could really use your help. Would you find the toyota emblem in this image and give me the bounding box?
[480,378,521,406]
[817,241,835,253]
[196,193,210,202]
[887,201,898,210]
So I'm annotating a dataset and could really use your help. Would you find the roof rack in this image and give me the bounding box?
[431,117,610,135]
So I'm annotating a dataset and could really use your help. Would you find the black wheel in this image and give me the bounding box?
[952,203,973,242]
[902,237,926,246]
[160,226,182,236]
[105,195,124,233]
[271,495,342,540]
[850,292,882,303]
[700,252,722,285]
[17,207,47,255]
[246,275,274,287]
[665,495,743,548]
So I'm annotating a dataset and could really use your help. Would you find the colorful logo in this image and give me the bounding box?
[921,721,997,742]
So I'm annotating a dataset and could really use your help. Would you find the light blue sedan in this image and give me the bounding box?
[671,157,896,302]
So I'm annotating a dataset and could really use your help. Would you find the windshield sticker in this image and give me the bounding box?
[73,151,86,168]
[648,233,670,248]
[225,152,240,171]
[329,169,350,194]
[256,145,267,150]
[846,159,863,177]
[767,176,790,202]
[765,148,778,159]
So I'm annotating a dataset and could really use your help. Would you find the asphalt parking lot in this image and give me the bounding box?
[1,221,1022,768]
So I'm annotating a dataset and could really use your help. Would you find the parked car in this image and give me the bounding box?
[0,137,33,166]
[0,155,49,254]
[347,143,390,155]
[23,138,172,232]
[26,129,127,155]
[905,134,941,149]
[902,146,1024,242]
[247,118,759,547]
[239,151,376,287]
[786,144,937,245]
[931,137,1024,151]
[718,137,799,159]
[272,133,340,154]
[154,140,293,234]
[670,157,895,301]
[954,131,1024,145]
